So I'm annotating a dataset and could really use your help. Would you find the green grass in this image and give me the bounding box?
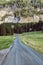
[20,31,43,54]
[0,36,14,50]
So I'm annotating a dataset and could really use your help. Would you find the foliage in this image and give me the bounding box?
[0,21,43,35]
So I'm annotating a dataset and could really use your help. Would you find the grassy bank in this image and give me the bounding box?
[0,36,14,50]
[20,31,43,54]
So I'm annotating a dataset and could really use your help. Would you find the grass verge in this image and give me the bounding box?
[0,36,14,50]
[20,31,43,54]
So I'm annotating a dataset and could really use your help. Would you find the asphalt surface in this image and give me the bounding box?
[2,37,43,65]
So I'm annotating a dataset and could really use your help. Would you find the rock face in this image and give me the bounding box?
[5,16,20,23]
[0,2,43,23]
[19,16,39,23]
[5,16,14,23]
[39,14,43,21]
[0,10,6,20]
[33,15,39,22]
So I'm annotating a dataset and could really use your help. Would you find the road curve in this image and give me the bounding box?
[2,37,43,65]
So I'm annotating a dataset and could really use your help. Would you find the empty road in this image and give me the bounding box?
[2,37,43,65]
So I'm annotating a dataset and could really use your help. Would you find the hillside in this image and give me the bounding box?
[0,0,43,5]
[0,0,43,23]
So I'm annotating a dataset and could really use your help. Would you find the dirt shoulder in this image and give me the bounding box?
[0,46,12,65]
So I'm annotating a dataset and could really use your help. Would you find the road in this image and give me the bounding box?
[2,37,43,65]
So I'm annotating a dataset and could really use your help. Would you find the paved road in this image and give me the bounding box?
[2,37,43,65]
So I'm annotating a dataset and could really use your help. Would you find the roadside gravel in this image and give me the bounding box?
[0,46,12,65]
